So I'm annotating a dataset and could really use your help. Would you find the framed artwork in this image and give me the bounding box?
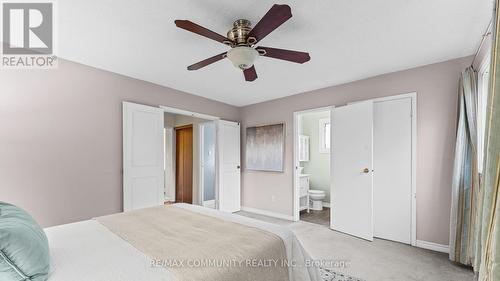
[245,123,285,172]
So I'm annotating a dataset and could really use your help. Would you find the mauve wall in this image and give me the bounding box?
[0,53,474,245]
[0,59,239,227]
[240,56,472,245]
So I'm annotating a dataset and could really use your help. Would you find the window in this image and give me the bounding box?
[319,118,330,154]
[477,54,491,173]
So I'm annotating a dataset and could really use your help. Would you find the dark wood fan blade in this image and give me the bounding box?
[256,46,310,63]
[243,66,258,81]
[247,4,292,44]
[175,20,230,44]
[187,52,227,70]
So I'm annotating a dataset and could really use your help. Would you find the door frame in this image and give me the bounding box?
[164,127,175,202]
[291,92,417,246]
[160,105,219,120]
[159,105,221,207]
[293,106,334,221]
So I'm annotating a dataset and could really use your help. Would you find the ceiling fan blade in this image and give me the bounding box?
[243,66,258,81]
[247,4,292,44]
[187,52,227,70]
[256,46,310,63]
[175,20,231,44]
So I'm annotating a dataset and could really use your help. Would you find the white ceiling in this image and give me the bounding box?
[57,0,492,106]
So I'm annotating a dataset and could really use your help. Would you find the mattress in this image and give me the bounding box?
[44,204,320,281]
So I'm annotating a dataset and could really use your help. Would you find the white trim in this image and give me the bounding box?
[293,106,334,221]
[199,123,205,204]
[241,206,294,221]
[160,105,220,120]
[410,93,417,247]
[416,240,449,254]
[164,127,175,202]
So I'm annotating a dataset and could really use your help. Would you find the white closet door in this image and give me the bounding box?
[217,120,241,212]
[123,102,165,211]
[373,98,412,244]
[331,101,374,241]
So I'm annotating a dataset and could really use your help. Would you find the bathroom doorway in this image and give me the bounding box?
[293,93,416,244]
[293,107,332,227]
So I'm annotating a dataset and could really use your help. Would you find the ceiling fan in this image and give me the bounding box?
[174,4,310,82]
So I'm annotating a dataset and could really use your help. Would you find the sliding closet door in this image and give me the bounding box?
[123,102,165,211]
[331,101,374,241]
[373,97,412,244]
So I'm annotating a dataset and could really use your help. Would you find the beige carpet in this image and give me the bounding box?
[236,211,474,281]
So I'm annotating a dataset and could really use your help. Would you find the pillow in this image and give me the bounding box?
[0,202,49,281]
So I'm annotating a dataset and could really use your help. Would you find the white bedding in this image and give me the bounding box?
[44,204,320,281]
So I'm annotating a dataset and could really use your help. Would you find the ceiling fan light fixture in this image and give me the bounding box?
[226,46,259,70]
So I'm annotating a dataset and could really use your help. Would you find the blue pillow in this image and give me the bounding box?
[0,202,49,281]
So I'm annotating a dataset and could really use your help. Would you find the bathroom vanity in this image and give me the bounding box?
[299,174,310,213]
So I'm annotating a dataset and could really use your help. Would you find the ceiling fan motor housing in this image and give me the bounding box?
[227,19,254,46]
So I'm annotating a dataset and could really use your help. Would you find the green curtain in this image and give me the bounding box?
[476,1,500,280]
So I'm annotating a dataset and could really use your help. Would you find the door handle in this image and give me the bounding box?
[362,168,370,173]
[237,165,241,169]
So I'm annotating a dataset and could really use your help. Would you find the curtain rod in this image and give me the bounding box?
[472,19,493,67]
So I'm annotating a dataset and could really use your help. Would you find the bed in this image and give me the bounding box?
[44,204,320,281]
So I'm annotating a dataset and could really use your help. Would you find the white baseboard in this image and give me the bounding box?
[416,240,449,253]
[203,200,216,208]
[241,206,294,221]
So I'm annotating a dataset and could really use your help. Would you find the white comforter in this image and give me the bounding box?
[44,204,320,281]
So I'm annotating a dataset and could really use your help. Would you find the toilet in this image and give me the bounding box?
[308,189,326,211]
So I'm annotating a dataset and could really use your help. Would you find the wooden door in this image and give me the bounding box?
[175,125,193,203]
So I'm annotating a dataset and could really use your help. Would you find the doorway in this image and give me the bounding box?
[123,101,241,212]
[175,125,193,203]
[292,93,416,245]
[294,107,332,227]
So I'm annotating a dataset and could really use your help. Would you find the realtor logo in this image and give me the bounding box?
[1,1,57,68]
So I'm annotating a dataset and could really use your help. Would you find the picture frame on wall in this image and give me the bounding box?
[245,123,285,172]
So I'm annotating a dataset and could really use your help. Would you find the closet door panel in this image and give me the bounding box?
[373,98,412,244]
